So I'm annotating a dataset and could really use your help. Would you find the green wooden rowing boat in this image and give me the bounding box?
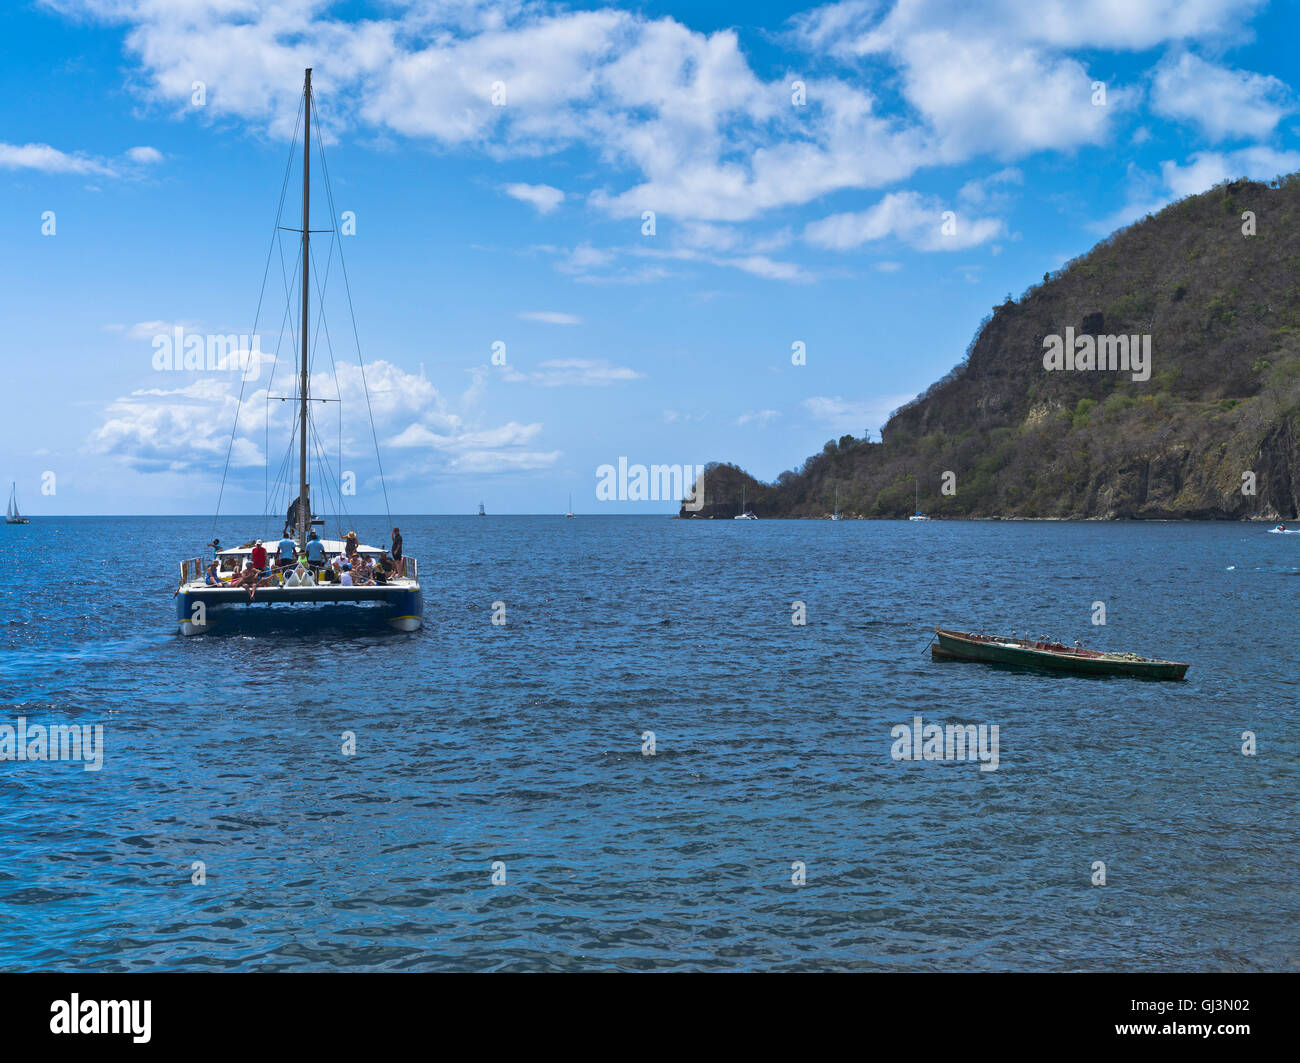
[931,628,1188,681]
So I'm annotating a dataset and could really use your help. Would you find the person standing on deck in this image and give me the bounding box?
[305,531,325,572]
[277,530,296,568]
[251,540,268,575]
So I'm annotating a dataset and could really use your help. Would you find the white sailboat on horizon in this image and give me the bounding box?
[6,482,30,525]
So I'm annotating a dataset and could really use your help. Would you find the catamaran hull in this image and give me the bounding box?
[175,585,423,635]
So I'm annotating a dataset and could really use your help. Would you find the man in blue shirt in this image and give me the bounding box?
[305,531,326,572]
[277,531,296,568]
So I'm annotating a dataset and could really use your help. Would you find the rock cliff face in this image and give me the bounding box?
[685,175,1300,520]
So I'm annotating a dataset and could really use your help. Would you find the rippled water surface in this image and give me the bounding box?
[1,516,1296,970]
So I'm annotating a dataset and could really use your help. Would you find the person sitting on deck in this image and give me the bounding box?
[234,560,261,600]
[205,561,221,586]
[277,531,296,568]
[339,562,354,586]
[305,531,325,571]
[250,540,268,575]
[372,555,391,585]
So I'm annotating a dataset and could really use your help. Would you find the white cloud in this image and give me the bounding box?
[1160,146,1300,198]
[125,145,164,164]
[518,310,581,324]
[51,0,1129,227]
[804,190,1003,251]
[0,140,166,176]
[735,409,780,426]
[1151,52,1293,142]
[87,357,548,478]
[503,182,565,212]
[958,167,1022,206]
[802,393,915,433]
[0,141,114,175]
[793,0,1265,57]
[1097,145,1300,231]
[448,449,562,473]
[503,358,645,386]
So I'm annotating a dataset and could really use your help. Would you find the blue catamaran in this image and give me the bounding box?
[174,69,421,635]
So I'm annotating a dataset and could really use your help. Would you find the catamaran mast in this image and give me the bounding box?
[297,68,312,549]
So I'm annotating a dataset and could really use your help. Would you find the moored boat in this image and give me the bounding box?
[908,477,929,520]
[930,628,1188,680]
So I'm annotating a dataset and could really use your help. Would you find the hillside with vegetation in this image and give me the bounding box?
[684,174,1300,520]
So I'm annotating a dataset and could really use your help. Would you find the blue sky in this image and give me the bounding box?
[3,0,1299,515]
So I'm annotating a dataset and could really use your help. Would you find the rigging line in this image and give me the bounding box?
[309,419,350,533]
[306,246,348,533]
[212,95,303,541]
[306,234,337,382]
[266,428,297,530]
[309,432,350,550]
[312,93,392,533]
[268,234,303,518]
[264,400,299,527]
[307,226,364,545]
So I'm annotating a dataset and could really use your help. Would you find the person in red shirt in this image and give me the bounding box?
[250,539,268,574]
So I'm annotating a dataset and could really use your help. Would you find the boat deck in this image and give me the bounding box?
[178,578,420,603]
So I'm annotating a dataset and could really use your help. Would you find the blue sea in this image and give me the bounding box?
[1,516,1296,971]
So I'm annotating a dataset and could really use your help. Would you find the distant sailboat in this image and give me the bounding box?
[909,477,930,521]
[565,493,575,518]
[478,501,486,517]
[5,482,30,525]
[830,485,842,521]
[734,485,757,520]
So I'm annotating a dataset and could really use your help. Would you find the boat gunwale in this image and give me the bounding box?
[934,627,1188,671]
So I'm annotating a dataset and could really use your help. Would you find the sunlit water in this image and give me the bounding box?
[1,516,1296,971]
